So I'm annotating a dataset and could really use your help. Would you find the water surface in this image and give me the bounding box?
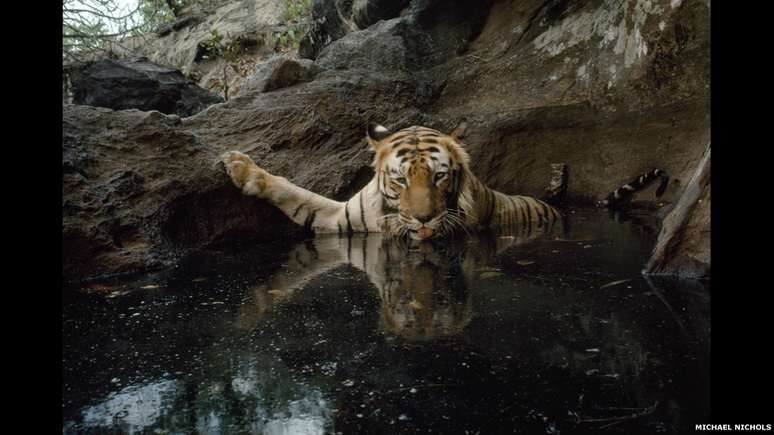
[63,208,710,434]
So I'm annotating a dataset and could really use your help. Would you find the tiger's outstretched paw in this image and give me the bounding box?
[221,151,272,198]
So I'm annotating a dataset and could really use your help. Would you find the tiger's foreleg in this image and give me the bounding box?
[221,151,346,233]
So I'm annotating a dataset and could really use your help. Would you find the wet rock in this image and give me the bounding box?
[644,143,710,279]
[70,58,224,117]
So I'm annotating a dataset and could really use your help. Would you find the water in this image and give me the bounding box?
[62,208,710,434]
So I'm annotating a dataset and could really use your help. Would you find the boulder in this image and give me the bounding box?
[644,143,710,278]
[238,56,321,95]
[62,107,309,280]
[70,58,224,117]
[298,0,411,60]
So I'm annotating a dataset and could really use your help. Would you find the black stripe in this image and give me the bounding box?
[514,196,530,232]
[423,146,440,153]
[359,192,368,234]
[338,223,342,236]
[382,171,389,193]
[516,197,528,230]
[524,198,534,223]
[304,209,317,230]
[345,201,354,235]
[291,204,303,219]
[483,188,496,226]
[501,195,511,227]
[531,199,544,227]
[396,148,411,158]
[506,196,519,229]
[362,237,367,270]
[382,198,398,215]
[421,138,439,144]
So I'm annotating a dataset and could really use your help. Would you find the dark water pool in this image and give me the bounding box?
[62,208,710,434]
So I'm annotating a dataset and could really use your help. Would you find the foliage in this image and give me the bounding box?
[198,29,257,100]
[63,0,188,62]
[276,0,312,52]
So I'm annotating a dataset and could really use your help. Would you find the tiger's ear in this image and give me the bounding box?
[449,121,467,141]
[367,122,392,151]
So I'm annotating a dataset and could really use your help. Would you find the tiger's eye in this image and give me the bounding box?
[434,172,447,183]
[395,177,407,186]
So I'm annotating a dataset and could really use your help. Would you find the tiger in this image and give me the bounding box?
[597,168,670,208]
[221,122,562,241]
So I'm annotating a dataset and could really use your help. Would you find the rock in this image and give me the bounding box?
[70,58,224,117]
[238,56,321,94]
[315,18,411,72]
[429,0,710,201]
[351,0,412,28]
[545,163,568,203]
[63,0,710,281]
[68,0,287,95]
[644,143,710,279]
[299,0,356,60]
[63,106,309,281]
[155,14,204,36]
[298,0,411,60]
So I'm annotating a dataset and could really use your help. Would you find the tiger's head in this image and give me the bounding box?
[367,122,472,241]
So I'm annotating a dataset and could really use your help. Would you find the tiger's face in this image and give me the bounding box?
[368,123,469,241]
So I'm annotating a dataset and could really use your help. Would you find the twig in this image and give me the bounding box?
[576,401,659,426]
[381,383,463,395]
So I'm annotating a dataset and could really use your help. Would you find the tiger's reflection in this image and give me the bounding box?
[376,239,474,341]
[236,224,560,340]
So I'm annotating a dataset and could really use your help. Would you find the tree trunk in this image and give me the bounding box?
[644,142,710,279]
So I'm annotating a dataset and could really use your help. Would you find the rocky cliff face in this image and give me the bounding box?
[70,57,224,117]
[63,0,710,281]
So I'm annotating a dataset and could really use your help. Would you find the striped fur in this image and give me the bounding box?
[598,169,669,208]
[222,123,561,241]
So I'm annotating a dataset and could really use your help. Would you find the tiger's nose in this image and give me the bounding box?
[415,213,433,223]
